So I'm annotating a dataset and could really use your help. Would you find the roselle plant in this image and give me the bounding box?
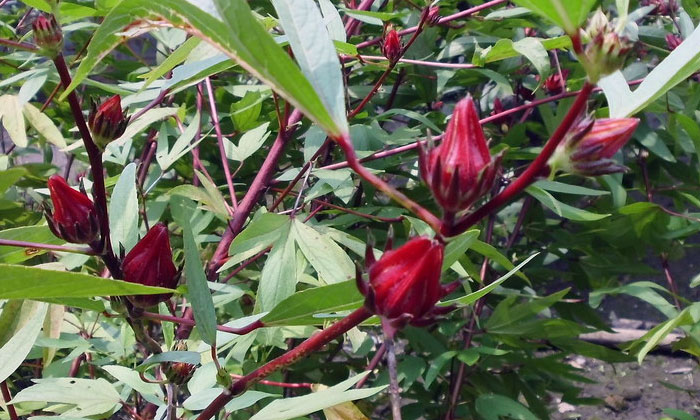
[1,1,700,420]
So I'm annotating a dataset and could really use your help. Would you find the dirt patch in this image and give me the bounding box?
[553,354,700,419]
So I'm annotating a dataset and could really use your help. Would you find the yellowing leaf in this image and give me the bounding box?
[0,95,27,147]
[23,102,67,148]
[313,384,369,420]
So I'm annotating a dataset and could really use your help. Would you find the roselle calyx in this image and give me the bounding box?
[357,237,458,332]
[164,340,196,385]
[382,27,401,63]
[426,6,441,26]
[548,117,640,176]
[122,223,178,308]
[419,96,502,213]
[32,14,63,58]
[665,34,682,51]
[45,175,99,244]
[88,95,129,150]
[544,69,570,95]
[580,10,634,82]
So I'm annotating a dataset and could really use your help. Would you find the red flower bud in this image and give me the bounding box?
[549,117,640,176]
[382,28,402,63]
[164,341,196,385]
[45,175,99,244]
[122,223,178,308]
[426,6,441,26]
[32,14,63,58]
[544,69,570,95]
[88,95,129,150]
[642,0,678,15]
[665,33,682,51]
[358,237,455,330]
[419,96,501,213]
[582,10,634,81]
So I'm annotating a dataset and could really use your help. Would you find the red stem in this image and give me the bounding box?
[141,312,264,335]
[52,54,121,277]
[355,0,507,49]
[336,134,441,232]
[206,110,303,279]
[0,37,37,52]
[205,77,238,211]
[229,374,312,389]
[442,82,595,236]
[0,238,96,254]
[1,381,18,420]
[196,307,372,420]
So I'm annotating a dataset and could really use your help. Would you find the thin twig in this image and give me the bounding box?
[205,77,238,211]
[1,381,18,420]
[0,238,97,254]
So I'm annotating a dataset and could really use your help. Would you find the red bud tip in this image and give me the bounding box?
[549,117,640,176]
[122,223,178,308]
[641,0,679,15]
[45,175,99,244]
[32,14,63,58]
[420,96,501,212]
[382,29,402,63]
[544,69,570,95]
[426,6,441,26]
[364,237,446,327]
[665,34,682,51]
[88,95,129,150]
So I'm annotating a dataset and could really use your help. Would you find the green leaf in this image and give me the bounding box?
[599,24,700,118]
[0,264,175,299]
[249,372,385,420]
[140,36,202,89]
[444,253,540,306]
[442,229,479,272]
[109,163,139,253]
[533,180,610,196]
[102,365,164,400]
[292,219,354,284]
[634,306,694,363]
[511,0,596,34]
[0,226,64,263]
[156,112,202,171]
[0,95,27,147]
[137,350,201,373]
[22,102,66,148]
[230,91,264,132]
[63,0,343,136]
[475,394,539,420]
[0,168,27,195]
[526,185,610,221]
[470,241,529,282]
[224,122,270,162]
[272,0,348,135]
[10,377,121,417]
[0,301,47,383]
[170,196,218,346]
[263,280,364,326]
[319,0,346,42]
[258,220,297,312]
[219,213,290,272]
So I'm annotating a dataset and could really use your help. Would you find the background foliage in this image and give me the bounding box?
[1,0,700,419]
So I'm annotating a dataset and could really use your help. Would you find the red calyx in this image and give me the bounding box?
[665,34,682,51]
[550,117,640,176]
[419,96,502,213]
[544,69,570,95]
[45,175,99,244]
[88,95,129,150]
[32,14,63,58]
[358,237,458,331]
[122,223,179,308]
[426,6,441,26]
[382,28,402,63]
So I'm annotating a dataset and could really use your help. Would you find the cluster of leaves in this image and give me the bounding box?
[1,0,700,419]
